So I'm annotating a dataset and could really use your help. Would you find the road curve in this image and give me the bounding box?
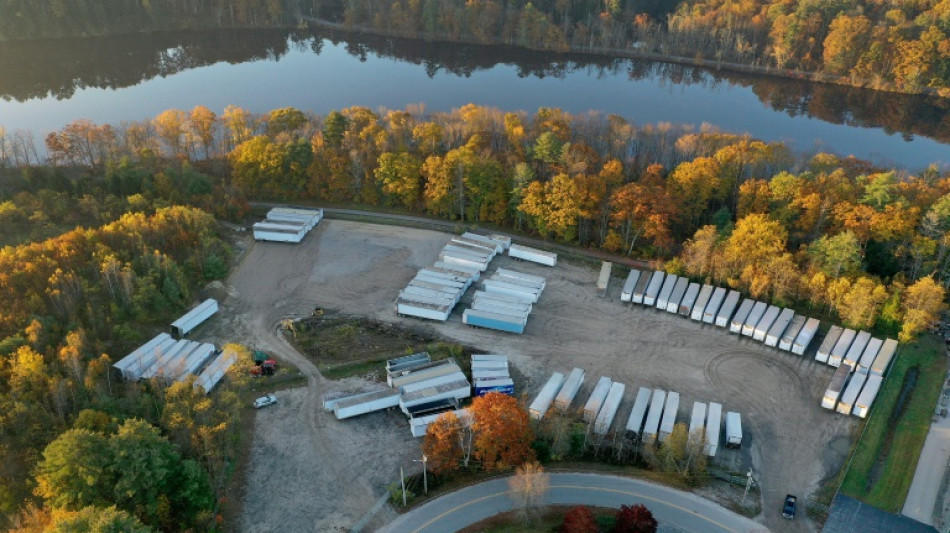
[378,472,769,533]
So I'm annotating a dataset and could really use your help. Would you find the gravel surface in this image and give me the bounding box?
[216,219,855,533]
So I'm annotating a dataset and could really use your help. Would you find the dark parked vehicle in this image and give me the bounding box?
[783,495,797,519]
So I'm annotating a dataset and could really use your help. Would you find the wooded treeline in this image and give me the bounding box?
[0,0,311,41]
[336,0,950,93]
[0,199,249,531]
[3,102,945,343]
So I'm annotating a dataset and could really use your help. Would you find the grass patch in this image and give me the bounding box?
[839,334,947,511]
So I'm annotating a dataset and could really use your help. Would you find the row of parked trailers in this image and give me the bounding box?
[463,269,546,334]
[817,330,899,417]
[621,270,822,355]
[252,207,323,243]
[396,234,511,321]
[529,369,742,457]
[112,332,237,393]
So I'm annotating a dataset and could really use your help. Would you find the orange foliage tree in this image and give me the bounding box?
[470,392,535,471]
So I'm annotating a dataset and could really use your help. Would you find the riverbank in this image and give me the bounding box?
[302,16,945,99]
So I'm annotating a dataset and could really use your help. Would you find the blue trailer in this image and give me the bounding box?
[462,308,526,334]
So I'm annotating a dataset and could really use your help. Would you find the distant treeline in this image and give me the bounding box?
[0,0,311,40]
[2,103,946,343]
[335,0,950,93]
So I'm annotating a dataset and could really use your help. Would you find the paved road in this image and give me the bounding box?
[903,398,950,525]
[379,472,769,533]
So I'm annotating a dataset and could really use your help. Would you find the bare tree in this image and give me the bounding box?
[508,461,549,526]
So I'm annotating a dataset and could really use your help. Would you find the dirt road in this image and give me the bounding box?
[227,219,855,533]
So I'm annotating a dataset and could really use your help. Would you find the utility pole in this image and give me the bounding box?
[742,468,753,506]
[400,467,407,506]
[413,454,429,495]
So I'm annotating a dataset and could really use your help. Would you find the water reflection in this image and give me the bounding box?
[0,27,947,165]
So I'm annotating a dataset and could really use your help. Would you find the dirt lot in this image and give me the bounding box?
[218,219,856,533]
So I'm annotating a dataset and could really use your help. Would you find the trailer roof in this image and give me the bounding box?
[871,339,898,375]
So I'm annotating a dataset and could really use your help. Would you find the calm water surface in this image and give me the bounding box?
[1,29,948,170]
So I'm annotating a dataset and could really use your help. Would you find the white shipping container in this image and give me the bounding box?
[871,339,898,376]
[433,262,481,282]
[730,298,755,334]
[508,244,557,266]
[482,279,540,303]
[691,284,714,321]
[171,298,219,338]
[193,347,238,394]
[396,300,451,322]
[703,287,727,323]
[621,270,642,303]
[583,377,613,422]
[491,273,545,291]
[390,361,461,388]
[399,380,471,414]
[438,253,488,272]
[495,268,546,287]
[689,402,707,446]
[679,283,701,316]
[822,364,853,409]
[594,382,626,435]
[779,315,807,351]
[752,305,779,341]
[765,308,795,347]
[853,374,884,418]
[597,262,613,297]
[656,274,679,310]
[666,277,689,313]
[705,402,722,457]
[625,387,652,439]
[725,412,742,448]
[742,302,768,337]
[857,338,883,373]
[816,325,844,363]
[716,290,742,328]
[471,354,509,363]
[642,389,667,442]
[793,318,821,355]
[399,371,469,394]
[658,391,680,443]
[554,368,585,410]
[643,271,665,306]
[529,372,566,419]
[461,232,504,253]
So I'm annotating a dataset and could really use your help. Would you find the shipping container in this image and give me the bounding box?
[448,238,496,258]
[642,389,667,443]
[667,277,689,313]
[658,391,680,443]
[691,285,715,321]
[389,359,461,388]
[433,262,481,282]
[584,377,613,422]
[469,301,529,321]
[643,271,665,306]
[471,368,510,381]
[725,412,742,448]
[857,338,883,374]
[461,232,504,253]
[689,402,707,446]
[141,339,194,380]
[399,380,471,414]
[193,348,238,394]
[171,298,219,338]
[779,315,807,351]
[482,279,540,303]
[116,337,176,381]
[632,270,652,304]
[487,234,512,251]
[703,287,727,324]
[828,329,857,368]
[409,407,467,438]
[625,387,652,440]
[387,352,431,373]
[705,402,722,457]
[508,244,557,266]
[529,372,566,419]
[554,368,585,411]
[594,382,626,435]
[441,245,492,264]
[816,325,843,363]
[843,331,872,370]
[716,290,742,328]
[492,273,545,291]
[396,298,451,321]
[621,270,642,303]
[334,389,402,419]
[753,305,780,341]
[324,388,386,412]
[656,274,679,310]
[822,364,853,409]
[398,371,469,394]
[470,360,509,372]
[473,378,514,396]
[462,308,526,334]
[765,308,795,347]
[837,370,868,415]
[495,268,546,287]
[438,253,488,272]
[597,261,613,297]
[679,283,701,316]
[742,302,768,337]
[730,299,755,334]
[793,318,821,355]
[252,224,307,243]
[168,343,216,383]
[853,374,883,418]
[871,339,898,376]
[471,354,509,363]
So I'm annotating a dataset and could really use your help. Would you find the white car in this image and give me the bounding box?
[253,394,278,409]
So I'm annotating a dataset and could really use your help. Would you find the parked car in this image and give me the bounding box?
[782,495,797,519]
[253,394,278,409]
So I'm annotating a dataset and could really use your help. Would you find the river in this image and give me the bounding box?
[0,28,948,170]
